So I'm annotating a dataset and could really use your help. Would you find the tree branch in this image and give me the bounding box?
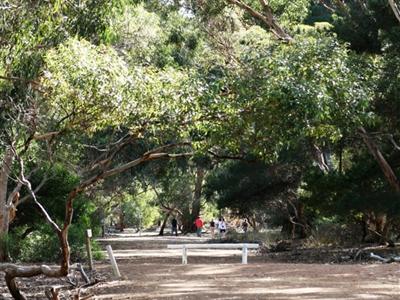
[207,150,253,161]
[359,127,400,193]
[226,0,292,41]
[14,153,61,233]
[63,143,192,231]
[33,131,61,141]
[389,0,400,24]
[18,172,49,206]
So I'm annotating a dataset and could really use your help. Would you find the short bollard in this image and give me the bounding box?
[182,246,188,265]
[106,245,121,278]
[242,245,248,264]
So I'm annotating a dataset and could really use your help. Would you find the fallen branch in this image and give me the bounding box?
[370,252,400,263]
[76,264,90,285]
[0,263,63,300]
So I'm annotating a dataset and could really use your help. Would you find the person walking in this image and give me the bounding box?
[242,219,248,234]
[171,217,178,236]
[242,219,248,239]
[219,218,227,238]
[194,216,204,237]
[209,219,216,239]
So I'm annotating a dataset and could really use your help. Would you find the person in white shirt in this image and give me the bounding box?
[218,218,227,238]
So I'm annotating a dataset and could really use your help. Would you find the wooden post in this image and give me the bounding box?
[106,245,121,278]
[182,246,187,265]
[85,229,93,271]
[242,244,248,264]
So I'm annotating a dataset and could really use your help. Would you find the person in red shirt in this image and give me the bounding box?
[194,216,203,237]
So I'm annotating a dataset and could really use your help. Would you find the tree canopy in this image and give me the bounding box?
[2,0,400,298]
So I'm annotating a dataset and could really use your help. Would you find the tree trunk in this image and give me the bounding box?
[191,167,204,221]
[312,144,330,173]
[248,216,259,232]
[0,147,15,262]
[296,202,308,238]
[0,210,10,262]
[338,141,343,175]
[5,273,26,300]
[59,230,70,276]
[159,212,170,236]
[380,218,392,245]
[359,127,400,192]
[181,212,194,233]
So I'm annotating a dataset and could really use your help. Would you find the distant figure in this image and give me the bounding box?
[242,219,248,235]
[171,217,178,236]
[210,219,216,239]
[194,216,204,237]
[218,218,227,238]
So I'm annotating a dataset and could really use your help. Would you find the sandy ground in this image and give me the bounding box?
[89,230,400,300]
[1,229,400,299]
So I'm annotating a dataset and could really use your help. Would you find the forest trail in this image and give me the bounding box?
[89,229,400,299]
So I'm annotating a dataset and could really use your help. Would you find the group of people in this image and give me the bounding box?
[208,218,227,238]
[171,216,248,238]
[193,216,229,238]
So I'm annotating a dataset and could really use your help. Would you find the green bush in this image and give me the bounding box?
[224,229,284,245]
[14,222,104,262]
[304,218,363,247]
[11,199,104,263]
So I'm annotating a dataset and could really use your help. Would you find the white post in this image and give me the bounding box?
[242,244,248,264]
[182,246,188,265]
[106,245,121,278]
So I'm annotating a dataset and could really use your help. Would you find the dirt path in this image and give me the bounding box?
[1,229,400,299]
[90,230,400,299]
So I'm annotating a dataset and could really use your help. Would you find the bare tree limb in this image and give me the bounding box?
[18,172,49,206]
[13,151,61,233]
